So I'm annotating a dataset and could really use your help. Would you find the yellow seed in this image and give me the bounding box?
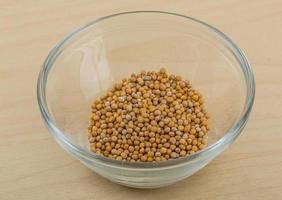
[116,156,122,160]
[179,138,186,145]
[111,135,118,142]
[192,145,198,151]
[140,155,147,162]
[96,142,102,148]
[167,149,172,155]
[160,147,167,154]
[169,137,177,144]
[180,150,186,157]
[199,144,206,150]
[147,157,153,162]
[121,152,127,159]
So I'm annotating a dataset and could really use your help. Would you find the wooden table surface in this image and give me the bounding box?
[1,1,282,199]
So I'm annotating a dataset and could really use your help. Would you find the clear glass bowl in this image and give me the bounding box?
[37,11,255,188]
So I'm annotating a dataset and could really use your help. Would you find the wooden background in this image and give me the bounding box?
[1,1,282,199]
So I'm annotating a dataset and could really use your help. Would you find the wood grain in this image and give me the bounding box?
[1,1,282,199]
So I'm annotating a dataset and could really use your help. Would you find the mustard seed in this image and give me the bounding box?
[88,68,210,162]
[180,150,187,157]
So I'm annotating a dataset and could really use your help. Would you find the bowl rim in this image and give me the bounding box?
[37,10,255,169]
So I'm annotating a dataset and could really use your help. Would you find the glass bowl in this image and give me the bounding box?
[37,11,255,188]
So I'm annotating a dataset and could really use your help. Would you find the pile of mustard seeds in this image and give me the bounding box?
[88,68,209,162]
